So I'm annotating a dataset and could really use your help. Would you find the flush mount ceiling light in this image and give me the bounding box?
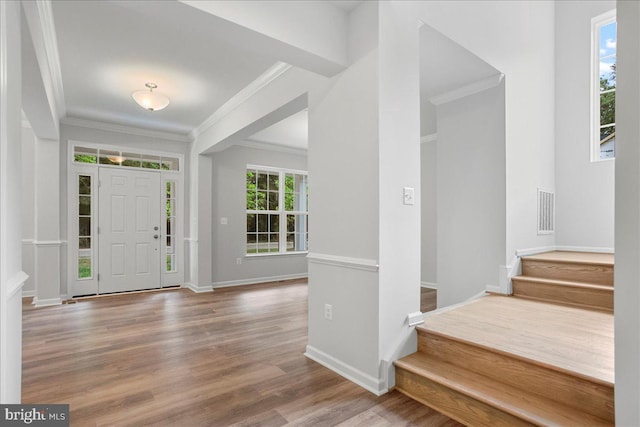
[131,82,170,111]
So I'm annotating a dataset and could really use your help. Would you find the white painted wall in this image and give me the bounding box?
[614,1,640,423]
[21,124,36,296]
[420,139,437,287]
[0,0,24,403]
[210,144,307,286]
[409,1,556,267]
[436,84,506,306]
[555,1,616,250]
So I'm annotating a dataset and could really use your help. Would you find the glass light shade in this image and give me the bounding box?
[131,90,170,111]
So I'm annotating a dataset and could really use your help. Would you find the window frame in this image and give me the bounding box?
[245,164,308,257]
[591,9,617,162]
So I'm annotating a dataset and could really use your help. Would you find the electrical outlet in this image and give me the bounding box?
[324,304,333,320]
[236,257,242,265]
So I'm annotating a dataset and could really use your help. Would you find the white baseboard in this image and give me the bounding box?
[420,281,437,290]
[485,284,503,294]
[34,297,62,307]
[182,282,213,293]
[305,345,387,396]
[555,245,614,253]
[22,290,35,298]
[212,273,308,289]
[515,245,614,257]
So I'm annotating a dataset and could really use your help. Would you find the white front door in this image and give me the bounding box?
[98,168,161,294]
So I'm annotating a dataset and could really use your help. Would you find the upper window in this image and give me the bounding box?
[246,166,308,255]
[73,146,180,171]
[592,11,617,161]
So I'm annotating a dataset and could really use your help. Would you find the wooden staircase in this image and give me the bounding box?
[512,251,613,312]
[395,251,614,426]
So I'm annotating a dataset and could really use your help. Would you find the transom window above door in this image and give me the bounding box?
[73,146,180,171]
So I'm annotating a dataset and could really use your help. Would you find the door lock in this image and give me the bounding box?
[154,226,159,231]
[153,234,159,239]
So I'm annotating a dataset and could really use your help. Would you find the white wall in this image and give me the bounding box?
[409,1,556,267]
[210,144,308,286]
[0,0,24,403]
[21,124,35,295]
[555,1,616,250]
[614,1,640,423]
[420,139,437,287]
[436,83,506,306]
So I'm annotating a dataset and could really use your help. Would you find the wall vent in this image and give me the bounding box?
[537,188,555,235]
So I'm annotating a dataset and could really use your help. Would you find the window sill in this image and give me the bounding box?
[246,251,308,259]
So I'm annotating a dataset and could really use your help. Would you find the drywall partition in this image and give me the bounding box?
[409,1,556,270]
[210,145,307,287]
[421,138,437,287]
[615,1,640,423]
[436,83,506,306]
[0,0,24,403]
[555,1,615,250]
[21,124,36,296]
[307,0,421,393]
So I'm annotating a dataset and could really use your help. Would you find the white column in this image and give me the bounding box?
[33,137,61,306]
[0,0,25,403]
[614,0,640,423]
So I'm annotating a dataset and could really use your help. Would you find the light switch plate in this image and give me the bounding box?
[220,217,228,225]
[403,187,415,205]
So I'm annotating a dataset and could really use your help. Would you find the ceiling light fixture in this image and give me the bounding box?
[131,82,170,111]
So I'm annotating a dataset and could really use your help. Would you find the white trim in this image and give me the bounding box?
[485,284,503,294]
[34,297,62,307]
[184,237,198,243]
[182,282,213,293]
[420,281,438,289]
[307,253,379,272]
[515,245,614,257]
[239,140,308,156]
[62,117,191,143]
[429,73,504,106]
[420,133,437,144]
[246,164,308,176]
[7,271,28,300]
[212,273,308,289]
[190,62,292,140]
[35,0,65,118]
[515,246,557,257]
[246,251,308,259]
[22,239,34,244]
[22,290,35,298]
[304,345,387,396]
[32,240,62,247]
[555,245,614,253]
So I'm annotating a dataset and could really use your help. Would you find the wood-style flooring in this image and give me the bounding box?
[22,280,457,426]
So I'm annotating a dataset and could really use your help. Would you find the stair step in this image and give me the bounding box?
[395,353,612,427]
[512,276,613,312]
[415,296,614,422]
[522,251,613,286]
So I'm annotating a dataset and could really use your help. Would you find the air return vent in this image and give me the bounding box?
[537,188,555,235]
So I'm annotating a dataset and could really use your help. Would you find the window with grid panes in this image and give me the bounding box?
[246,167,308,255]
[592,11,616,160]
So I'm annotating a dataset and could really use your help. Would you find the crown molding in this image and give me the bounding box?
[429,73,504,106]
[61,116,192,143]
[33,0,66,118]
[420,133,437,144]
[237,139,307,156]
[190,61,293,141]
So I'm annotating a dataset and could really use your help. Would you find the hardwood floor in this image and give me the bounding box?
[22,280,456,426]
[420,288,437,313]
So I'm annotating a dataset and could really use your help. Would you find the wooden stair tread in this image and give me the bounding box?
[395,353,612,427]
[418,296,614,385]
[524,251,613,266]
[512,275,613,290]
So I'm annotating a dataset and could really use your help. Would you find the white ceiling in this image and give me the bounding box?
[420,24,500,100]
[248,110,308,150]
[51,0,278,136]
[328,1,364,12]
